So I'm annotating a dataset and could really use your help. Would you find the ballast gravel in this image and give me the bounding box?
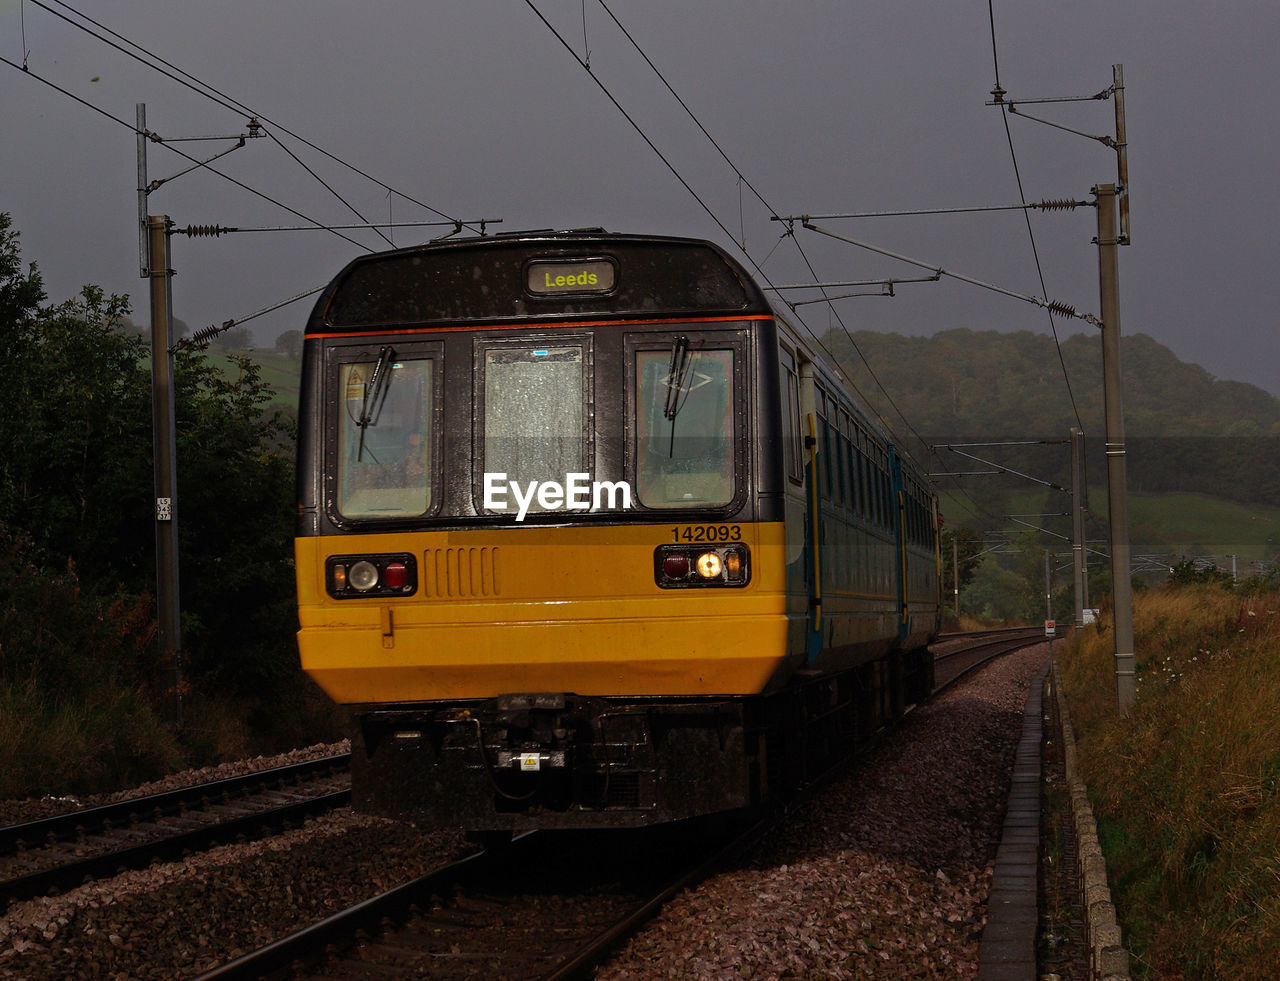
[597,643,1052,980]
[0,645,1050,979]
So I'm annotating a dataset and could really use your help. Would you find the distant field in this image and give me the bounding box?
[941,487,1279,566]
[208,348,301,410]
[1126,490,1279,564]
[252,351,302,409]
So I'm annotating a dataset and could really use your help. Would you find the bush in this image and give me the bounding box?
[0,682,183,799]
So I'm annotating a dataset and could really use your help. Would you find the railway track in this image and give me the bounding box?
[189,628,1047,980]
[0,754,351,906]
[194,817,765,981]
[932,625,1047,689]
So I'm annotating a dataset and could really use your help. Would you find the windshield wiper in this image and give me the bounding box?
[662,335,698,458]
[663,335,691,422]
[356,345,395,462]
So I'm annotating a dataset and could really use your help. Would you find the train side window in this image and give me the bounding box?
[862,444,875,524]
[782,350,803,484]
[853,445,864,519]
[480,342,587,514]
[852,438,863,520]
[835,409,849,508]
[819,399,833,501]
[635,345,736,509]
[335,356,435,519]
[875,455,887,528]
[881,466,892,530]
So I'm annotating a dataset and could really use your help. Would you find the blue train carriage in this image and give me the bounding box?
[293,230,942,831]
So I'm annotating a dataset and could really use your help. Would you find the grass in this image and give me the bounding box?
[201,347,301,411]
[0,681,184,799]
[1058,584,1280,979]
[244,349,302,408]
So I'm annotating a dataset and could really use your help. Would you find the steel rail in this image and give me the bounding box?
[0,754,351,905]
[0,754,349,855]
[189,844,505,980]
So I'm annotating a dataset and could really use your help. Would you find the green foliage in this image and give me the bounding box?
[0,273,151,583]
[170,351,299,694]
[940,525,984,612]
[1167,558,1235,588]
[0,212,329,795]
[0,681,183,799]
[0,524,184,797]
[962,557,1030,622]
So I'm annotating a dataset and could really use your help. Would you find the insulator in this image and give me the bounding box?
[1046,300,1080,319]
[1033,199,1086,212]
[180,224,234,238]
[190,324,224,346]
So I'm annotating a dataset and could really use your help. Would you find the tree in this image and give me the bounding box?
[1166,558,1234,589]
[940,526,984,614]
[0,214,298,702]
[274,329,303,358]
[0,221,150,582]
[209,324,252,351]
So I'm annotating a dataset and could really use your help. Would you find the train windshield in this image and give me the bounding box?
[635,345,735,508]
[481,344,586,514]
[336,357,433,518]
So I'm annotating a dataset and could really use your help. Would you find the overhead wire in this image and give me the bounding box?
[35,0,466,238]
[2,53,371,253]
[987,0,1086,433]
[566,0,932,455]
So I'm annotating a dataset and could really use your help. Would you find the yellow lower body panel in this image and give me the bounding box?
[296,522,792,702]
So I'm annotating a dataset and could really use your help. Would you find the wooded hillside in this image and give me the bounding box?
[823,328,1280,508]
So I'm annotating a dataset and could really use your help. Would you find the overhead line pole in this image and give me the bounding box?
[1071,427,1088,628]
[1096,183,1136,716]
[140,103,183,725]
[136,103,274,727]
[147,212,182,727]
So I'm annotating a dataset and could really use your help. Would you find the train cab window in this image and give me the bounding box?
[336,355,434,519]
[635,344,735,509]
[480,343,587,514]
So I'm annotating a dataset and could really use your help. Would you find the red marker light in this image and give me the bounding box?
[383,561,409,590]
[663,555,690,579]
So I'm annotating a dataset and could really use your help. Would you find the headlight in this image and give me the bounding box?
[695,552,722,578]
[655,544,749,589]
[348,560,379,591]
[326,553,417,599]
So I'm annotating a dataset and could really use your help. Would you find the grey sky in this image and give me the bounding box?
[4,0,1278,407]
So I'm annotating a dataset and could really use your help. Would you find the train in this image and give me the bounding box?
[294,229,942,832]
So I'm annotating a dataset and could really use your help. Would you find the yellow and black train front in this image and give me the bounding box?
[295,231,939,831]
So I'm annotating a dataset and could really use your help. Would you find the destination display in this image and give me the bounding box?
[525,258,616,295]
